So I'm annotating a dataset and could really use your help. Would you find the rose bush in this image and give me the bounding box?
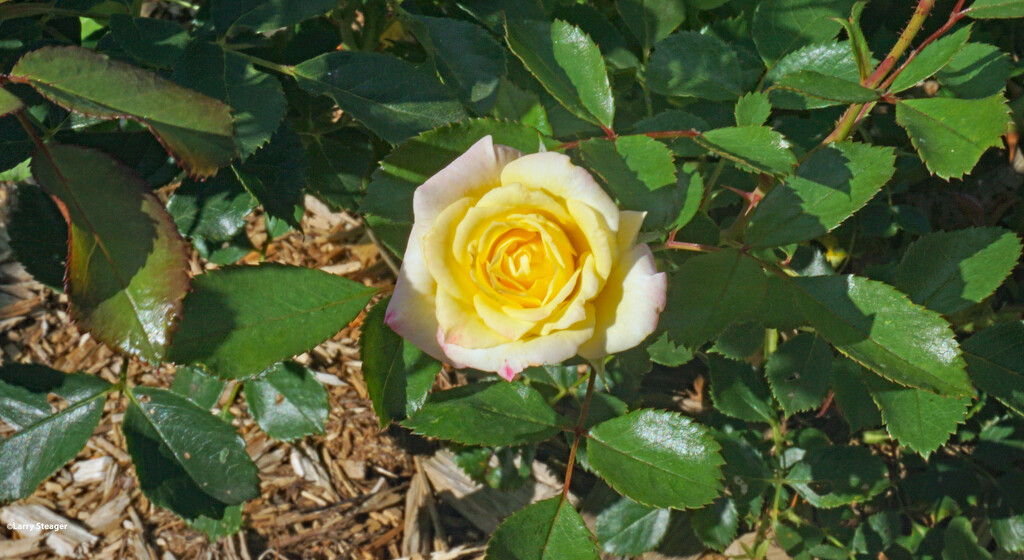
[385,136,667,379]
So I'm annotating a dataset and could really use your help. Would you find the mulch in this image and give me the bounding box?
[0,184,740,559]
[0,183,481,560]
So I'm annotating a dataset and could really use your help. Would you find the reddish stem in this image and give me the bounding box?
[864,0,937,88]
[642,129,702,139]
[880,1,968,91]
[562,368,598,498]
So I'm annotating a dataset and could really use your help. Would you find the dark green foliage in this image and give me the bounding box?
[3,1,1024,555]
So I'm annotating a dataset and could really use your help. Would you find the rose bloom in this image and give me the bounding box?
[385,135,667,381]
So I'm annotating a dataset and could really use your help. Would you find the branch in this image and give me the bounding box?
[562,362,599,497]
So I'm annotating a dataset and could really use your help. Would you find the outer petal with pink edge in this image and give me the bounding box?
[578,243,667,360]
[412,135,523,225]
[441,318,596,381]
[385,223,446,361]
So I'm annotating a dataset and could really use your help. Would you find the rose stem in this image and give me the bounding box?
[562,362,599,498]
[824,0,939,144]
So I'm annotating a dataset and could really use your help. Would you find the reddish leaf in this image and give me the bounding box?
[31,144,190,362]
[11,46,235,177]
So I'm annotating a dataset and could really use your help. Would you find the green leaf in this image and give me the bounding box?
[493,77,552,135]
[212,0,337,35]
[966,0,1024,18]
[173,41,286,159]
[0,364,110,503]
[647,333,695,367]
[789,275,972,397]
[770,70,878,103]
[360,297,441,427]
[647,31,762,101]
[752,0,857,65]
[765,334,833,415]
[830,358,882,432]
[595,497,671,556]
[707,354,776,423]
[694,126,797,176]
[31,144,189,363]
[188,504,242,541]
[837,2,872,81]
[937,43,1012,98]
[11,46,235,177]
[168,172,256,243]
[710,321,765,361]
[579,135,702,230]
[988,472,1024,554]
[616,0,686,52]
[230,122,307,227]
[0,85,24,116]
[108,14,188,69]
[486,497,600,560]
[8,183,66,290]
[747,142,896,247]
[506,19,614,128]
[943,517,991,560]
[294,51,467,145]
[888,26,972,93]
[406,14,506,114]
[168,264,377,380]
[714,430,771,508]
[893,227,1022,314]
[123,387,259,520]
[734,92,771,127]
[362,119,550,227]
[765,41,864,110]
[244,361,328,442]
[301,129,375,212]
[662,249,767,348]
[864,374,968,457]
[691,497,739,551]
[963,322,1024,416]
[756,274,807,331]
[170,366,226,410]
[786,445,888,508]
[404,382,568,446]
[0,117,32,175]
[894,95,1009,179]
[587,409,724,509]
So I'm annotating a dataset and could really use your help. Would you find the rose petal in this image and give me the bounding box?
[617,210,646,248]
[385,223,446,361]
[413,135,523,225]
[442,316,596,379]
[500,152,620,231]
[578,244,668,359]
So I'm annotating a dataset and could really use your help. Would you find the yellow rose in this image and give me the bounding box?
[385,135,667,380]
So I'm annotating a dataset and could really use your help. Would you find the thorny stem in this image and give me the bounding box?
[554,129,700,152]
[562,362,600,498]
[879,0,969,91]
[752,420,787,560]
[663,228,720,253]
[824,0,939,144]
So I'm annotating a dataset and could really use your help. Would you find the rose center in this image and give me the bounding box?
[473,214,577,308]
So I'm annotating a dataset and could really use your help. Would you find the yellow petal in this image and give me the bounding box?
[566,199,617,280]
[500,152,620,231]
[413,135,523,225]
[442,315,596,379]
[578,244,667,359]
[385,223,445,361]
